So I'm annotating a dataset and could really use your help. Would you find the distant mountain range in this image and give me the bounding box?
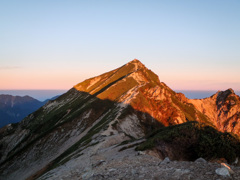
[0,95,59,128]
[0,60,240,179]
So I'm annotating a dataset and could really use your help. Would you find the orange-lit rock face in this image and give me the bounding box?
[74,60,240,135]
[73,60,186,126]
[74,60,163,116]
[189,89,240,135]
[74,59,160,100]
[73,60,197,127]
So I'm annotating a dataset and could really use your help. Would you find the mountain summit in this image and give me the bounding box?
[74,59,160,101]
[0,60,240,179]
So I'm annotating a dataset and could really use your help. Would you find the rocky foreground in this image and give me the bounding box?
[89,156,240,180]
[38,142,240,180]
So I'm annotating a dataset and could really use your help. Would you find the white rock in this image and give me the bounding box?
[221,163,234,175]
[215,167,230,177]
[138,151,146,155]
[160,157,170,165]
[234,157,238,164]
[108,168,116,172]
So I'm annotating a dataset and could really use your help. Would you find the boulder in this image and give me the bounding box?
[159,157,170,165]
[195,157,207,163]
[215,168,230,177]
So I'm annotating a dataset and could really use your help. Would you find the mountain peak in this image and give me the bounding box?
[216,88,236,99]
[226,88,235,94]
[74,59,160,97]
[210,88,236,99]
[128,59,141,64]
[126,59,145,70]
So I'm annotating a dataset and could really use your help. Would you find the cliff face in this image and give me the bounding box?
[189,88,240,135]
[0,60,239,180]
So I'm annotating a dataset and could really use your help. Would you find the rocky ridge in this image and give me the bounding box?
[189,89,240,135]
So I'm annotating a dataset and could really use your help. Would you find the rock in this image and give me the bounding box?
[172,169,191,178]
[215,167,230,177]
[108,168,116,172]
[195,157,207,163]
[159,157,170,165]
[92,160,105,167]
[82,171,94,179]
[131,169,136,174]
[145,149,161,158]
[138,151,146,155]
[221,163,234,175]
[234,157,238,165]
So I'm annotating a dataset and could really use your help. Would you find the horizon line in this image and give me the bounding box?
[0,89,240,91]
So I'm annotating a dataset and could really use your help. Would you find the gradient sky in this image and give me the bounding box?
[1,0,240,91]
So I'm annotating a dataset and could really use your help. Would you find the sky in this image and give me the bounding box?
[1,0,240,91]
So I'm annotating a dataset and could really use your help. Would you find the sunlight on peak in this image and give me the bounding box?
[127,59,146,70]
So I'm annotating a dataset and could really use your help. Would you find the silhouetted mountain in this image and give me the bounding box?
[0,95,44,128]
[0,60,239,179]
[0,94,62,128]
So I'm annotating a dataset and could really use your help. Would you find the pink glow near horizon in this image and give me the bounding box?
[1,63,239,91]
[1,1,240,91]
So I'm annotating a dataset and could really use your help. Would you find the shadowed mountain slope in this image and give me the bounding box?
[136,121,240,163]
[0,95,45,128]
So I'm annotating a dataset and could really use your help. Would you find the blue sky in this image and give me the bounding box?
[1,0,240,90]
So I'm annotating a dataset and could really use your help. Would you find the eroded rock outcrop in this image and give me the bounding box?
[189,88,240,135]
